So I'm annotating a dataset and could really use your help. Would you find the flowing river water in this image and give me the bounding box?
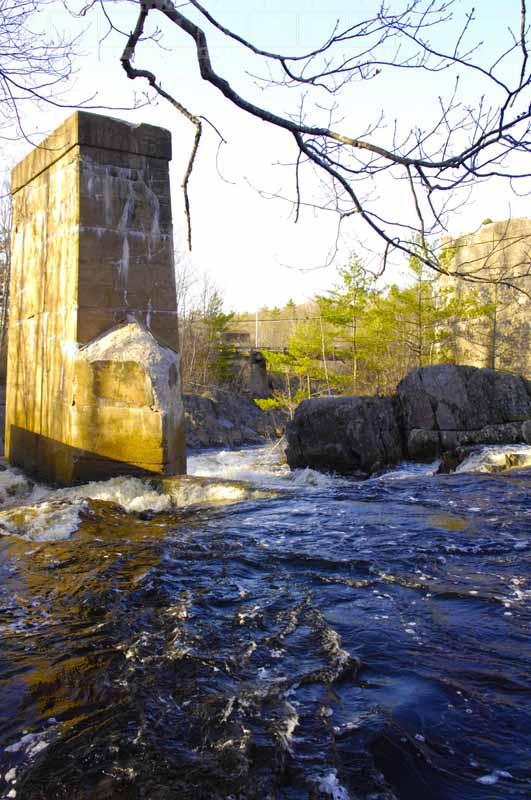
[0,444,530,800]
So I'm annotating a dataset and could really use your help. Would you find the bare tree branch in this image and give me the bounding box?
[121,2,202,249]
[110,0,531,290]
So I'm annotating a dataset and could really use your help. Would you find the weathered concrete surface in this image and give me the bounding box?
[6,112,185,484]
[235,350,271,398]
[286,395,404,476]
[445,218,531,376]
[71,321,186,478]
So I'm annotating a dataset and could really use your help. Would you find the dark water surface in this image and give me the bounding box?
[0,447,530,799]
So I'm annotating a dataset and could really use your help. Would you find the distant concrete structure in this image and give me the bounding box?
[446,218,531,377]
[244,350,271,398]
[221,329,271,398]
[5,111,186,483]
[222,330,251,349]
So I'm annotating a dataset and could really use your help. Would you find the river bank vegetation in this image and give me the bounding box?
[175,230,531,422]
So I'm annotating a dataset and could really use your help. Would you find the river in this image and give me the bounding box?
[0,444,530,800]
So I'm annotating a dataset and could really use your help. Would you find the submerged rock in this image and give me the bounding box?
[157,474,278,506]
[437,443,531,474]
[285,396,403,477]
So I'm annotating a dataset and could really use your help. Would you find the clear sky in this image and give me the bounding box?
[3,0,529,310]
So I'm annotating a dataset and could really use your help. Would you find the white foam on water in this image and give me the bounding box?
[168,480,253,507]
[271,699,300,754]
[0,497,84,542]
[187,445,346,490]
[456,444,531,474]
[0,454,293,543]
[0,443,376,531]
[3,722,59,794]
[288,466,345,488]
[0,469,33,506]
[476,769,513,785]
[317,769,351,799]
[64,476,171,514]
[188,446,289,485]
[375,461,440,481]
[280,702,299,744]
[0,438,481,544]
[5,726,53,758]
[2,460,286,542]
[0,475,171,543]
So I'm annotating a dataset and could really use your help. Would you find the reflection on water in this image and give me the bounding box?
[0,444,530,799]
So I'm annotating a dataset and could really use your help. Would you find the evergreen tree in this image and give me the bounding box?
[203,290,236,385]
[317,259,375,392]
[376,243,485,370]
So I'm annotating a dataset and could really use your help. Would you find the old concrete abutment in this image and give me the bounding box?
[5,111,186,483]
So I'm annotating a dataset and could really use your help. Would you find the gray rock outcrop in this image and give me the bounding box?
[397,365,531,461]
[185,391,286,450]
[285,396,404,477]
[286,365,531,475]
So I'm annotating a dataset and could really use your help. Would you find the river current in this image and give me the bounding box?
[0,444,530,800]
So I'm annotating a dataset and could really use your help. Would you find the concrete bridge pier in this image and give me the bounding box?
[5,111,186,484]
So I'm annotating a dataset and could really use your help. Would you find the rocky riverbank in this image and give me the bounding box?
[286,364,531,476]
[184,390,287,451]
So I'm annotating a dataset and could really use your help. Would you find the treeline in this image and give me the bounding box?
[175,245,525,406]
[175,262,236,393]
[234,253,489,412]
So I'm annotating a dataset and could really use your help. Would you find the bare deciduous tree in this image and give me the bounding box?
[174,259,235,391]
[0,0,80,139]
[98,0,531,288]
[0,0,152,146]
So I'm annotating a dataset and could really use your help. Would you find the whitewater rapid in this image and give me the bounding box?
[0,442,530,543]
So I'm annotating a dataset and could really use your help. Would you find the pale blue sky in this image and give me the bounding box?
[4,0,529,309]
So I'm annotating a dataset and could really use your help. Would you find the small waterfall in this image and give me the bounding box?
[456,444,531,473]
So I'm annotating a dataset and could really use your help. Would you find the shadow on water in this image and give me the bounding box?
[0,453,530,799]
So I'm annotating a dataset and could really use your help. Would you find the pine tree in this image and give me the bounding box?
[317,259,375,393]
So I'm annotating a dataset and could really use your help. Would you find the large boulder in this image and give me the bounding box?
[397,365,531,461]
[285,365,531,476]
[285,396,403,476]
